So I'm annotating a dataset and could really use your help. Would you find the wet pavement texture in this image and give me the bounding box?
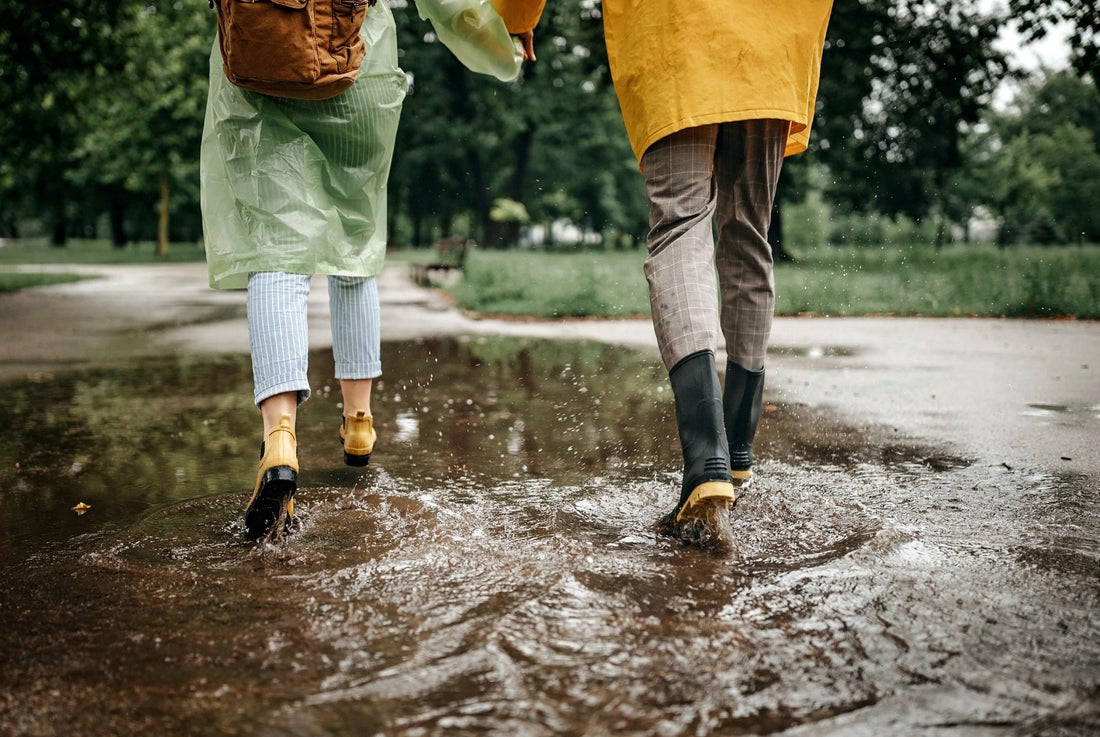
[1,334,1098,736]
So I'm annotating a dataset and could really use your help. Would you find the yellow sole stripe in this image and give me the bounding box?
[676,481,736,523]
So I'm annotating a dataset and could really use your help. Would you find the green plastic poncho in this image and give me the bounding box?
[200,0,525,290]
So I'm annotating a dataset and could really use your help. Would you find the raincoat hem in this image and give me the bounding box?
[210,261,387,291]
[634,108,809,164]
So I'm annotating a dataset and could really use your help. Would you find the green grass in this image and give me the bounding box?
[776,244,1100,318]
[0,238,206,266]
[0,238,207,293]
[451,244,1100,320]
[3,238,1097,319]
[450,249,650,318]
[0,272,87,294]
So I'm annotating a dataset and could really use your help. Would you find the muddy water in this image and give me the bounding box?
[1,337,1097,736]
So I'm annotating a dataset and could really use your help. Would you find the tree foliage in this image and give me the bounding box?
[0,0,1097,253]
[971,71,1100,243]
[0,0,135,242]
[815,0,1009,240]
[1010,0,1099,82]
[389,0,640,248]
[72,1,214,251]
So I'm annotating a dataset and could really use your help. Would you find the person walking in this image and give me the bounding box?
[201,0,543,539]
[600,2,833,536]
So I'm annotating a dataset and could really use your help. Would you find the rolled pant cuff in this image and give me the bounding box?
[254,377,311,407]
[334,361,382,380]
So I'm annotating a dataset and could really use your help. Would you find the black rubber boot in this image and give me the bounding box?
[724,361,765,477]
[669,350,734,517]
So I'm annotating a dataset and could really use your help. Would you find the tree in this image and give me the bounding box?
[815,0,1009,242]
[996,68,1100,143]
[389,0,644,249]
[771,156,816,261]
[971,70,1100,243]
[70,1,213,254]
[1010,0,1100,82]
[0,0,138,243]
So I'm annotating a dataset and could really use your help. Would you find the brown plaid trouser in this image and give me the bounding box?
[641,120,787,373]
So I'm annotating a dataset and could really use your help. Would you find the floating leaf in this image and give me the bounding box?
[72,502,92,515]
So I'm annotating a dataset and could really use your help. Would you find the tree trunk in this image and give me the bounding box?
[497,124,536,249]
[412,210,424,247]
[468,147,497,247]
[440,205,454,239]
[510,125,533,204]
[933,214,947,248]
[110,190,128,247]
[50,216,68,248]
[50,200,68,247]
[156,171,170,259]
[768,202,794,262]
[438,55,496,247]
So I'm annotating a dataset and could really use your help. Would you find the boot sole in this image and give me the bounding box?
[675,481,736,524]
[245,466,297,539]
[343,451,371,467]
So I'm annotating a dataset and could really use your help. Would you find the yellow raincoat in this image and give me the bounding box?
[602,1,833,163]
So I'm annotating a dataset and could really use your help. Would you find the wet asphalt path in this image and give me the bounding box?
[1,261,1099,736]
[1,261,1096,482]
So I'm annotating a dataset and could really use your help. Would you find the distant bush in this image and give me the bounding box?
[451,250,650,318]
[774,244,1100,318]
[453,244,1099,320]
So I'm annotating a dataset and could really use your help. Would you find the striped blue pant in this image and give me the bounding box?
[246,271,381,406]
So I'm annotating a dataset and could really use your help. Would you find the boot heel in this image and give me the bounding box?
[262,465,298,488]
[339,411,376,467]
[343,451,371,467]
[245,465,297,540]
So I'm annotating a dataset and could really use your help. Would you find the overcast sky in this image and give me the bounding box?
[985,0,1073,71]
[999,23,1072,71]
[987,5,1074,108]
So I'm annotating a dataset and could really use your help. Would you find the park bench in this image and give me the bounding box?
[409,237,473,287]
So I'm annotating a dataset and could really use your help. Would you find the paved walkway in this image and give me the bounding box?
[2,261,1097,480]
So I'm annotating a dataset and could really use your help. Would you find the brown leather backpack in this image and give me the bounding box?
[211,0,375,100]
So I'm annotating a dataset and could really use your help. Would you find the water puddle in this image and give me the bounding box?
[1,337,1097,735]
[1024,401,1100,421]
[768,344,861,359]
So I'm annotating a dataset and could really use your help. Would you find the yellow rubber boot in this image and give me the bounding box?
[244,413,298,539]
[340,410,376,467]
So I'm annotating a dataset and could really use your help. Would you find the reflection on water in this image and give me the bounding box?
[1,337,1097,736]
